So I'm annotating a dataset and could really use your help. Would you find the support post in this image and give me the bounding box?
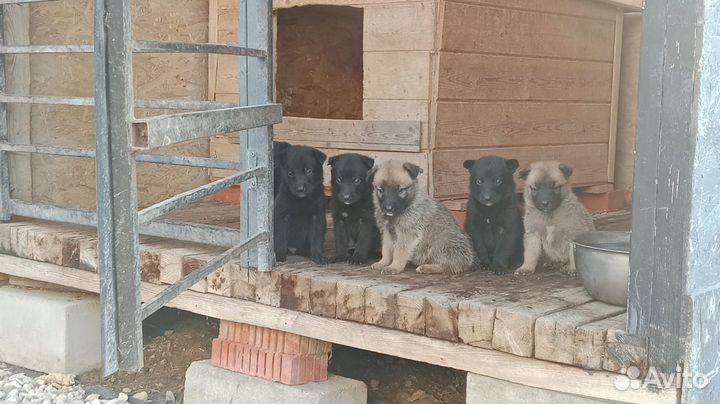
[94,0,143,374]
[0,8,12,220]
[238,0,274,271]
[629,0,720,402]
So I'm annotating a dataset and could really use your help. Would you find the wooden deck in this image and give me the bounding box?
[0,203,665,403]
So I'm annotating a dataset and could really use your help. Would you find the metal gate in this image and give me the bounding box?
[0,0,279,375]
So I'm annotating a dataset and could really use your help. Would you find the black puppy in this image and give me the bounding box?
[463,156,524,274]
[274,145,327,264]
[273,141,291,196]
[328,153,380,264]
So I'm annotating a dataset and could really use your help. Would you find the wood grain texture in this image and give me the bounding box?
[363,1,435,51]
[364,51,432,100]
[0,254,674,404]
[441,2,615,61]
[274,117,422,152]
[434,102,610,149]
[449,0,617,20]
[572,313,626,370]
[432,144,609,198]
[437,52,613,102]
[606,10,624,183]
[363,99,429,122]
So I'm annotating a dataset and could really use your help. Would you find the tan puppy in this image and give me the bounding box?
[515,161,594,276]
[369,160,476,275]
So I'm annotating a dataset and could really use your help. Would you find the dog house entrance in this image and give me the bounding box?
[276,5,363,120]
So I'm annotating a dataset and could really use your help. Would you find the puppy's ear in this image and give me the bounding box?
[360,155,375,171]
[559,164,573,179]
[366,165,378,183]
[506,159,519,173]
[518,168,530,180]
[274,141,291,152]
[312,148,327,165]
[463,160,475,171]
[403,162,423,180]
[327,155,339,167]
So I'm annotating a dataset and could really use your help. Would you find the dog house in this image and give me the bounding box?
[209,0,632,202]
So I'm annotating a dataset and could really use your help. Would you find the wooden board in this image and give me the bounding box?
[434,102,610,149]
[0,254,674,404]
[607,9,624,183]
[363,100,429,122]
[364,51,432,100]
[437,52,613,102]
[572,313,626,369]
[449,0,618,20]
[432,144,610,199]
[363,1,436,51]
[274,117,422,152]
[441,2,615,61]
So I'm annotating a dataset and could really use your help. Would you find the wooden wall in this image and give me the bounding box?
[28,0,210,209]
[430,0,621,199]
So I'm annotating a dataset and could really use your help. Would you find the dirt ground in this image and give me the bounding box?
[75,309,465,404]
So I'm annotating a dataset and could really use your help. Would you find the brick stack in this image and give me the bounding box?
[211,320,332,385]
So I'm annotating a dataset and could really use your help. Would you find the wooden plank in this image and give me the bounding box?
[604,326,648,374]
[363,99,429,122]
[364,273,422,328]
[273,117,422,152]
[363,1,435,51]
[533,301,626,366]
[208,0,219,101]
[335,272,388,322]
[0,255,672,404]
[450,0,618,20]
[253,268,283,307]
[491,287,593,357]
[441,2,615,61]
[573,313,626,370]
[434,102,610,149]
[364,51,431,100]
[432,144,609,199]
[607,10,623,183]
[437,52,613,102]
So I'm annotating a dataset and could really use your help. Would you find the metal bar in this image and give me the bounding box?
[0,95,238,110]
[138,166,265,225]
[0,45,93,54]
[141,231,265,319]
[94,0,143,374]
[0,9,12,221]
[238,0,274,271]
[0,143,95,158]
[9,200,243,247]
[132,40,266,58]
[131,104,281,149]
[0,0,59,4]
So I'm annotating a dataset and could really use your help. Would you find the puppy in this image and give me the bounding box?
[273,145,327,264]
[369,160,476,275]
[328,153,381,264]
[515,161,594,276]
[463,156,524,274]
[273,141,291,196]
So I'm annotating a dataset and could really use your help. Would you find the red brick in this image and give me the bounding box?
[221,340,233,368]
[284,333,302,354]
[248,325,258,347]
[272,351,282,382]
[264,351,275,379]
[261,327,271,350]
[241,345,251,374]
[211,338,223,367]
[250,347,261,376]
[218,321,228,339]
[280,353,301,385]
[257,350,267,377]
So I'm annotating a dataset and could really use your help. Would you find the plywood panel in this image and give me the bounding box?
[434,102,610,148]
[455,0,617,20]
[438,52,613,102]
[274,117,422,152]
[432,143,609,198]
[364,1,436,51]
[364,51,432,100]
[442,2,615,61]
[363,100,429,122]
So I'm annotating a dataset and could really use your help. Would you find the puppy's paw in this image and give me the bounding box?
[311,255,328,265]
[559,265,577,276]
[371,261,387,271]
[416,264,444,274]
[515,266,536,276]
[381,265,405,275]
[348,253,368,265]
[491,266,514,275]
[330,255,349,264]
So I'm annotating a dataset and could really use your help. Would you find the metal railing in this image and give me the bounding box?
[0,0,277,375]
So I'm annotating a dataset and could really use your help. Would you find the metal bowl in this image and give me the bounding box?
[573,231,630,306]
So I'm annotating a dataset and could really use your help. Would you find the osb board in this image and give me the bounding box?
[441,2,616,62]
[276,6,364,119]
[432,143,609,199]
[1,217,640,374]
[437,52,613,102]
[434,102,611,149]
[208,135,430,191]
[363,1,436,52]
[614,13,642,203]
[28,0,210,209]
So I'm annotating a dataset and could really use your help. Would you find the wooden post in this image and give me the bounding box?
[629,0,720,402]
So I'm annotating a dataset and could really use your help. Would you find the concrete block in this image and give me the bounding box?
[467,373,628,404]
[184,360,367,404]
[0,285,101,374]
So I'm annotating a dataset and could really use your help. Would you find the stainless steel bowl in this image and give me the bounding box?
[573,231,630,306]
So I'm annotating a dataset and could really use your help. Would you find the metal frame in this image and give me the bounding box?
[0,0,277,375]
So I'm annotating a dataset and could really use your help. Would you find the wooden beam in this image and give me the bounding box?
[607,9,624,183]
[593,0,643,11]
[0,254,675,404]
